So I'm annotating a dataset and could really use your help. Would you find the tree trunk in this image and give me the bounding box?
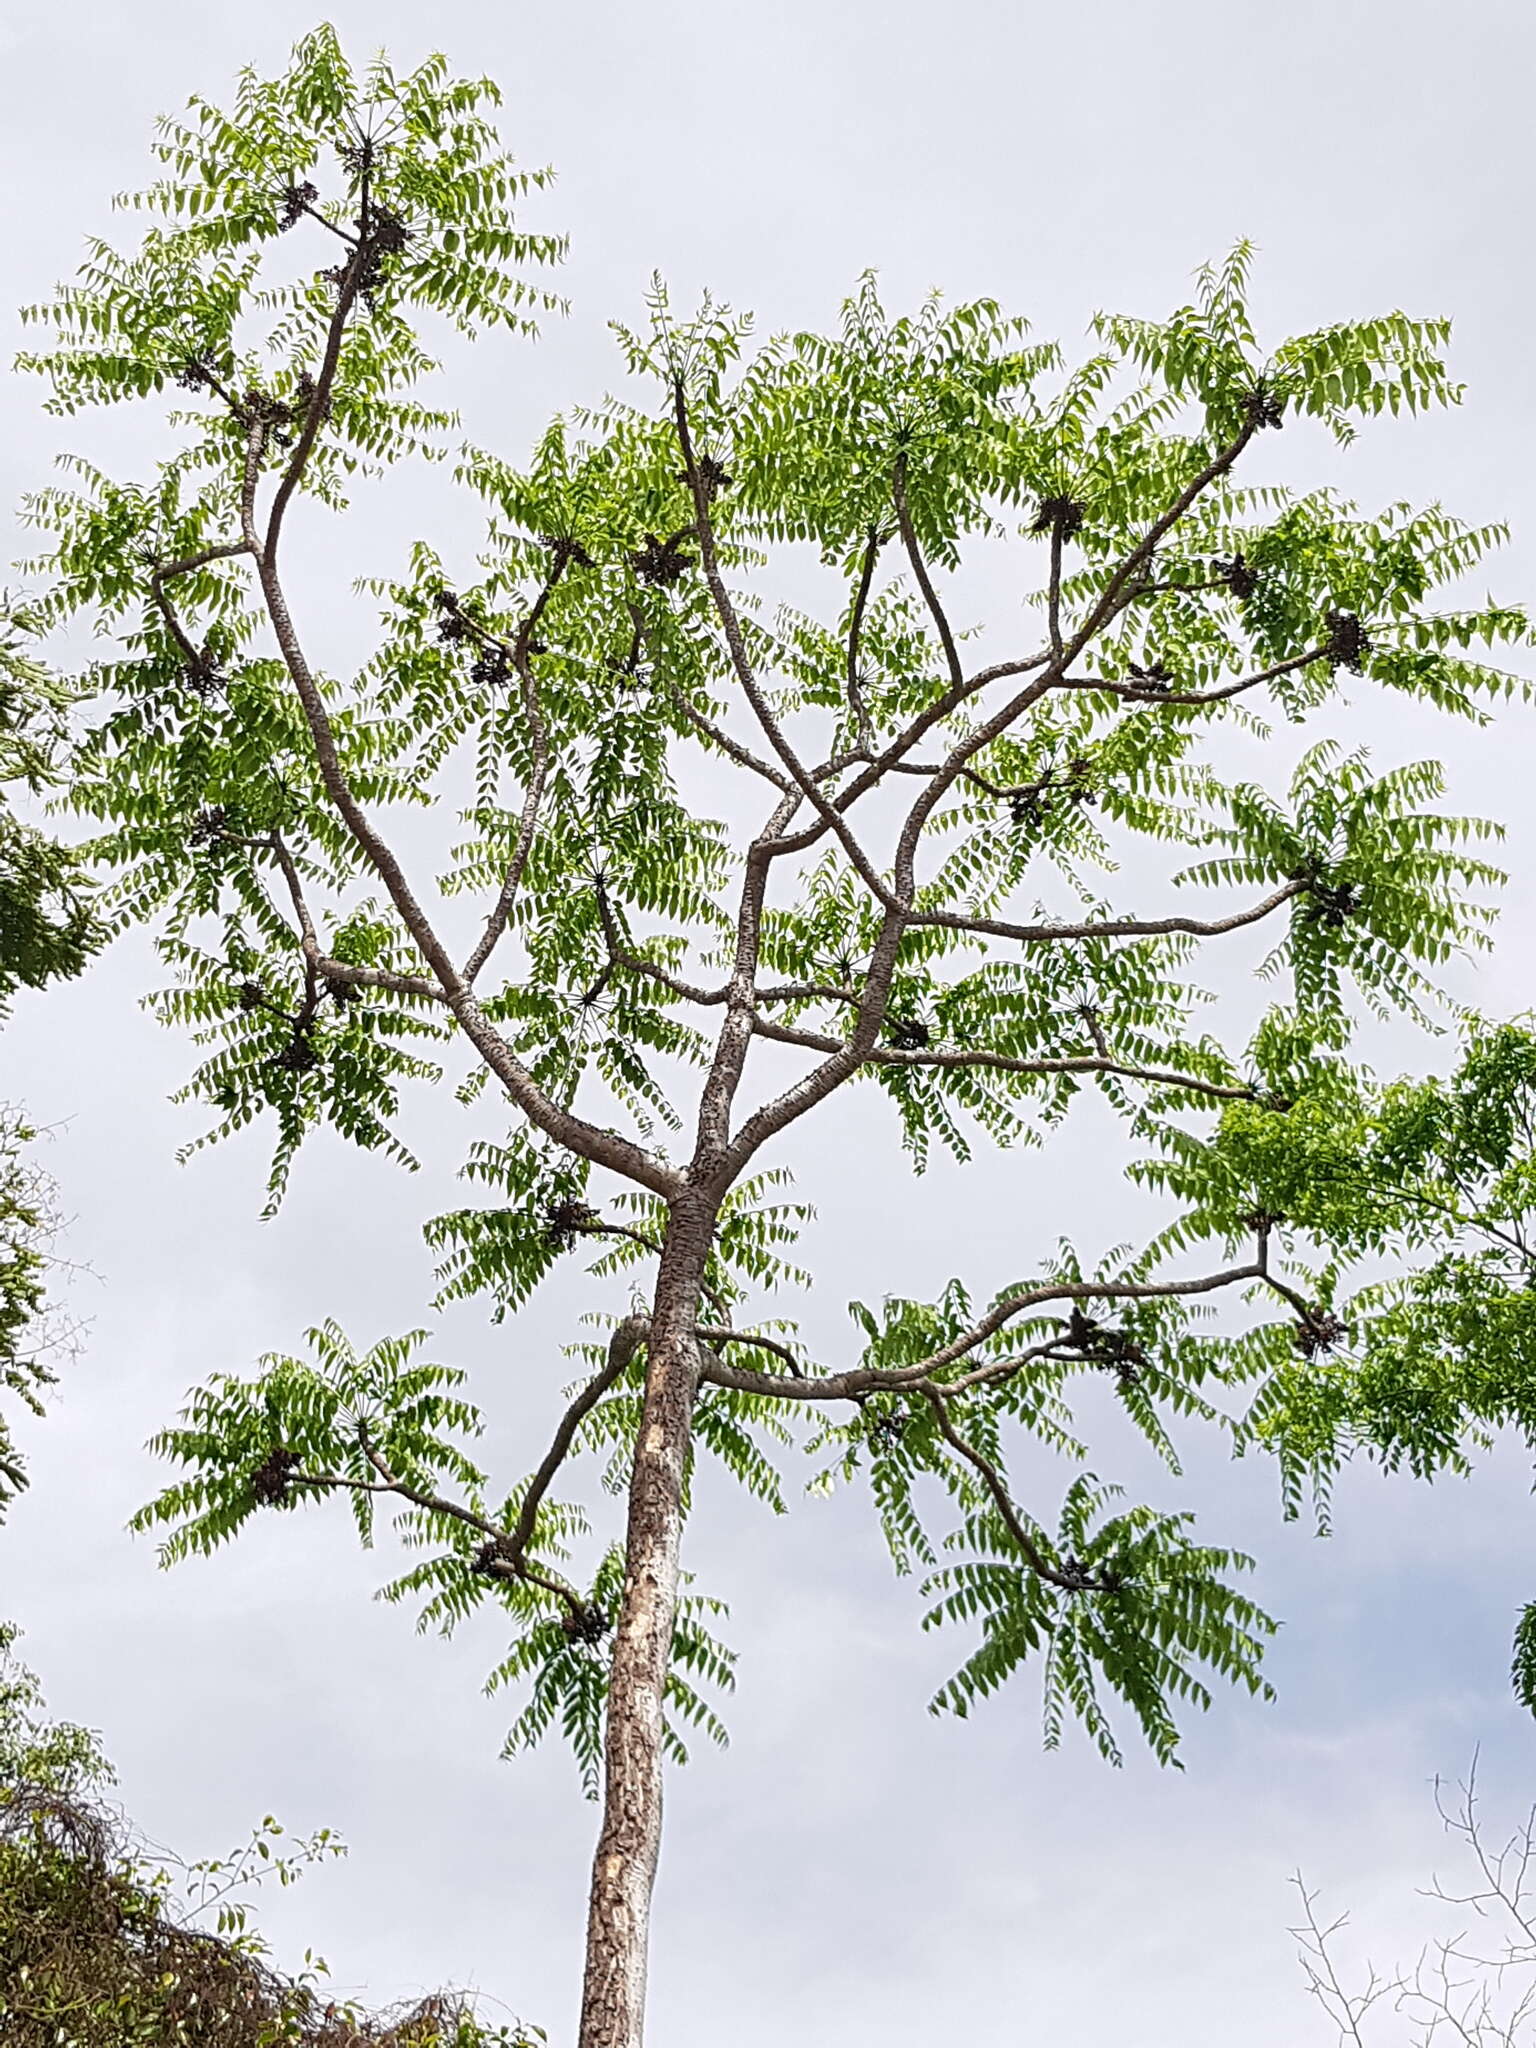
[577,1199,713,2048]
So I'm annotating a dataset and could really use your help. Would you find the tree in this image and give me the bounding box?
[16,26,1536,2046]
[0,1105,78,1520]
[0,608,99,1015]
[0,1623,543,2044]
[1294,1760,1536,2047]
[0,611,99,1516]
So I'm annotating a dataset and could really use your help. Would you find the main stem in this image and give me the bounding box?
[578,1194,715,2048]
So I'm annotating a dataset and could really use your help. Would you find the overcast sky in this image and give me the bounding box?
[4,1,1536,2043]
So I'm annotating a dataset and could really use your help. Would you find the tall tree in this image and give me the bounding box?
[17,28,1536,2046]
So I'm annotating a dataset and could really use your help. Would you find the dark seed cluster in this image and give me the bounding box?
[676,453,734,500]
[470,647,514,688]
[1216,552,1261,600]
[1031,494,1086,538]
[541,534,596,572]
[1305,879,1361,930]
[1238,1207,1283,1234]
[1293,1310,1347,1359]
[1241,380,1285,430]
[1324,609,1372,673]
[337,136,377,179]
[1059,1305,1148,1385]
[432,587,472,644]
[291,369,330,427]
[867,1403,910,1451]
[561,1604,611,1644]
[271,1029,320,1074]
[470,1538,514,1578]
[629,532,695,588]
[320,201,411,307]
[1007,756,1095,831]
[189,805,228,847]
[321,973,361,1006]
[249,1445,300,1506]
[886,1015,931,1052]
[277,179,319,231]
[184,652,226,700]
[1127,659,1174,693]
[543,1197,602,1250]
[236,979,268,1013]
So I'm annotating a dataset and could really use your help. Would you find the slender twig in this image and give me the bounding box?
[893,456,963,688]
[462,561,569,985]
[923,1388,1111,1592]
[698,1253,1269,1402]
[845,526,885,745]
[746,1017,1260,1102]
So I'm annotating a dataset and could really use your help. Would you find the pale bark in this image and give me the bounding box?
[578,1199,715,2048]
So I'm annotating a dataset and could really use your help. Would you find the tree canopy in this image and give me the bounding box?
[15,25,1536,2043]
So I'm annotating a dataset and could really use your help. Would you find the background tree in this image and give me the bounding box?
[16,27,1536,2047]
[1294,1760,1536,2047]
[0,1623,543,2045]
[0,609,99,1517]
[0,608,98,1016]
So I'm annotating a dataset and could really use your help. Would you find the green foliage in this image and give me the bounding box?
[0,611,100,1017]
[21,31,1536,1782]
[925,1478,1275,1767]
[135,1322,736,1792]
[0,1111,77,1524]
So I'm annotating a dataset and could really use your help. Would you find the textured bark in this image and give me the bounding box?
[577,1198,714,2048]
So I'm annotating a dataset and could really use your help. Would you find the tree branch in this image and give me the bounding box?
[922,1389,1113,1592]
[462,562,569,986]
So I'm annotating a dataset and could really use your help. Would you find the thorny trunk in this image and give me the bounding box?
[578,1195,715,2048]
